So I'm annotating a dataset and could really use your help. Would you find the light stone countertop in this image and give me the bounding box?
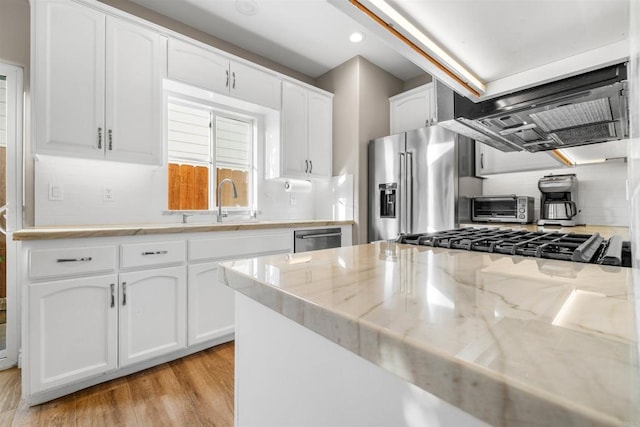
[219,242,640,426]
[12,219,354,241]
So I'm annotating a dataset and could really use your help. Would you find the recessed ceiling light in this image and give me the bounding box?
[235,0,258,16]
[349,32,365,43]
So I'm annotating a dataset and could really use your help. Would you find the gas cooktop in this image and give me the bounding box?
[397,228,632,267]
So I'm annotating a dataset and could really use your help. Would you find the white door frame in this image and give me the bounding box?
[0,63,24,369]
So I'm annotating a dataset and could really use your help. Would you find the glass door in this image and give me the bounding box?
[0,63,24,369]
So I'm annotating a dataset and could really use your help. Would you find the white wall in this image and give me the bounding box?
[482,161,629,226]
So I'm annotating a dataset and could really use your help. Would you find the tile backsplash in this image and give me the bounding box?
[34,155,353,226]
[481,161,629,226]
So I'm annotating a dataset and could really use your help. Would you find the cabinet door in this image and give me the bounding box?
[34,0,105,158]
[167,38,230,95]
[105,17,164,165]
[230,60,281,110]
[29,274,118,393]
[307,92,333,178]
[390,86,431,134]
[187,262,235,346]
[281,82,309,178]
[119,266,186,367]
[476,142,565,175]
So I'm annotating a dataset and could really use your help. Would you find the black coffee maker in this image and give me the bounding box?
[537,174,579,226]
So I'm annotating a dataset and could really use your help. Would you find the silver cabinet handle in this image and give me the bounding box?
[110,283,115,308]
[122,282,127,306]
[399,152,406,234]
[296,232,342,239]
[226,70,229,87]
[98,127,103,149]
[232,71,236,89]
[56,257,92,263]
[407,151,414,232]
[141,250,168,256]
[108,129,113,151]
[480,152,484,169]
[309,160,313,174]
[305,160,309,173]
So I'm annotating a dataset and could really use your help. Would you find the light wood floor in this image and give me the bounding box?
[0,341,234,426]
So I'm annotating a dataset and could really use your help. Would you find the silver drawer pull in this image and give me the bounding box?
[57,257,93,263]
[141,250,168,256]
[297,232,342,239]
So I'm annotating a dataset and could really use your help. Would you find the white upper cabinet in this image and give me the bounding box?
[274,81,333,179]
[167,38,229,95]
[34,0,106,159]
[475,141,565,176]
[389,83,435,134]
[167,38,281,110]
[105,17,164,164]
[34,0,165,165]
[307,92,333,178]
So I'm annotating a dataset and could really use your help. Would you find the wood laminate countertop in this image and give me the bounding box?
[13,219,354,241]
[219,242,640,426]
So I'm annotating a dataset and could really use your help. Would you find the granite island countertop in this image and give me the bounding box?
[219,242,640,426]
[12,219,354,241]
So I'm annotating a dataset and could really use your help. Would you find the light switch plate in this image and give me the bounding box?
[48,183,63,201]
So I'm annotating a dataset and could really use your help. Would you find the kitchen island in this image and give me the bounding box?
[219,242,640,426]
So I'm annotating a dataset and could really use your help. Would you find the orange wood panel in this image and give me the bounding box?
[179,165,195,210]
[194,166,209,210]
[217,168,248,207]
[167,163,181,211]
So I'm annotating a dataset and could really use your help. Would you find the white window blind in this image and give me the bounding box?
[215,116,251,171]
[167,102,210,163]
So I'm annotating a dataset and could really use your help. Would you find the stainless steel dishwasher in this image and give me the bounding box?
[294,228,342,253]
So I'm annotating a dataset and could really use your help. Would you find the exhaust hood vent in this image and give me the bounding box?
[439,63,628,153]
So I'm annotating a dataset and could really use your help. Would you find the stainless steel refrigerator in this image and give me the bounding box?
[368,126,456,242]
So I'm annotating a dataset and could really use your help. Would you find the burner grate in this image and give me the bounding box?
[397,228,609,264]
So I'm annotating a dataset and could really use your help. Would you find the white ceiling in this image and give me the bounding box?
[128,0,630,92]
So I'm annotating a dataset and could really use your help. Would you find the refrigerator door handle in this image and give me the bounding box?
[399,152,406,235]
[407,151,414,232]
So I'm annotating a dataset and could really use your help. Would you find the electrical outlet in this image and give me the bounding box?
[48,183,64,201]
[289,194,296,206]
[103,185,115,202]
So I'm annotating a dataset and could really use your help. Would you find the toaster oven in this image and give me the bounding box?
[471,195,535,224]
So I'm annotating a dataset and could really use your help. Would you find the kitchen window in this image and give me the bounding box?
[167,98,255,211]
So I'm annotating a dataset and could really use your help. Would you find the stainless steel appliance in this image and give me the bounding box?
[538,174,580,226]
[368,126,456,241]
[438,63,629,153]
[294,228,342,253]
[471,195,534,224]
[396,228,632,267]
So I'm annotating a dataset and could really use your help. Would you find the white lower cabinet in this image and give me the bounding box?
[119,266,187,367]
[28,274,119,393]
[187,262,234,346]
[23,226,349,402]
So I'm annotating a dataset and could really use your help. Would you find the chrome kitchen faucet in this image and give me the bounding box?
[217,178,238,222]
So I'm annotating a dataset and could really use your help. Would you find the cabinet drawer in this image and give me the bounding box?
[29,246,117,280]
[189,232,291,262]
[120,241,186,269]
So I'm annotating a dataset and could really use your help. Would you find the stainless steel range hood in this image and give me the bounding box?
[439,63,629,153]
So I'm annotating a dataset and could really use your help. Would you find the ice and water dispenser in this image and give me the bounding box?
[379,183,397,218]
